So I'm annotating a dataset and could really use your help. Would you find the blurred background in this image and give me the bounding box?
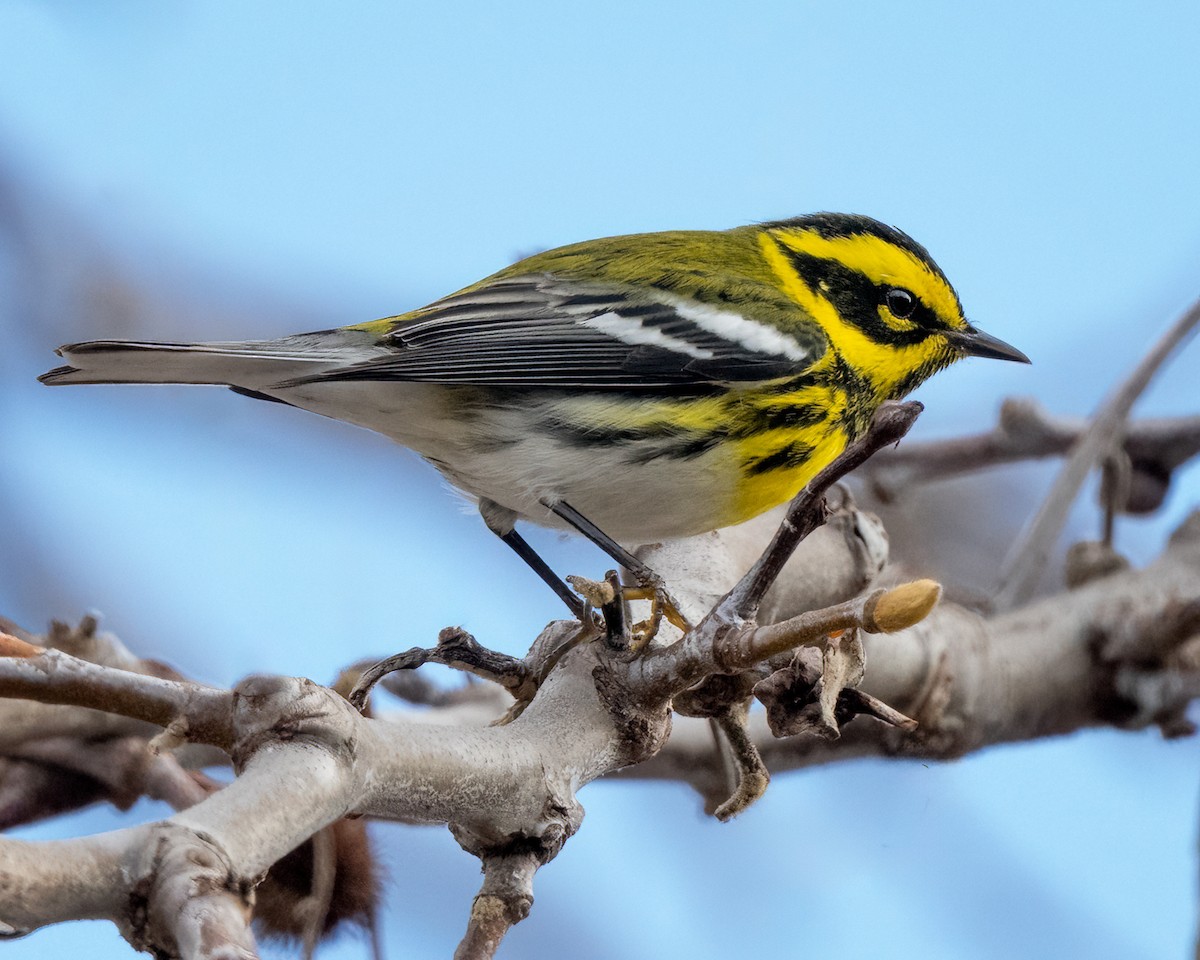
[1,2,1198,957]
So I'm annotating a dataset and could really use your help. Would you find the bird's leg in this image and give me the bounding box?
[598,569,633,650]
[480,500,590,621]
[496,528,590,621]
[545,500,694,637]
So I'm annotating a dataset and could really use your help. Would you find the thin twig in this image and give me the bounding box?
[864,399,1200,501]
[727,400,924,619]
[711,709,770,821]
[300,827,337,960]
[0,648,234,749]
[631,579,940,697]
[349,628,528,711]
[453,851,539,960]
[715,580,941,675]
[993,298,1200,610]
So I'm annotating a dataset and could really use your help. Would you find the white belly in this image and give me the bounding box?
[273,380,737,542]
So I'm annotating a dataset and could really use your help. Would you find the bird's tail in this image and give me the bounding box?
[38,331,379,388]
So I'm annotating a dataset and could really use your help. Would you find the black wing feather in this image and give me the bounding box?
[274,276,818,392]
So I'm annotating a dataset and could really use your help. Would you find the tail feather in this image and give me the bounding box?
[38,330,382,388]
[39,363,83,383]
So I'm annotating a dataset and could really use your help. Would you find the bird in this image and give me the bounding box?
[40,212,1029,627]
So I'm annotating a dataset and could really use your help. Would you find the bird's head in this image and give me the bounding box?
[757,212,1028,400]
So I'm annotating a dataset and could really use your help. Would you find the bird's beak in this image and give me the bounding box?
[944,326,1031,364]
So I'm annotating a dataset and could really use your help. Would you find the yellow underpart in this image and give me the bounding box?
[727,373,847,524]
[730,423,848,524]
[756,234,942,397]
[561,393,729,435]
[549,388,850,529]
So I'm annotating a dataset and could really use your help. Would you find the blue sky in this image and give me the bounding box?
[1,2,1197,958]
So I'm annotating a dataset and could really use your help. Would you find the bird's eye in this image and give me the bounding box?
[885,288,917,319]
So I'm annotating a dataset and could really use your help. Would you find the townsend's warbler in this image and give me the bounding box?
[40,213,1028,619]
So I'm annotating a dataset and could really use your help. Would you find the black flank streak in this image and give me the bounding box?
[544,417,726,463]
[626,431,726,464]
[544,421,675,447]
[732,402,825,438]
[745,441,817,476]
[761,372,824,395]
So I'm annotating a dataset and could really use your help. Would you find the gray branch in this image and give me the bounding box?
[993,299,1200,609]
[1,503,1197,956]
[863,397,1200,511]
[1,398,1198,958]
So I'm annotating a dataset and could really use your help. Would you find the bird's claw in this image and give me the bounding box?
[622,573,693,650]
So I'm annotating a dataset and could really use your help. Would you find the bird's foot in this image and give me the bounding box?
[566,570,692,652]
[620,572,693,651]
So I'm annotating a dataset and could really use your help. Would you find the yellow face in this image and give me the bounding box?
[758,217,973,403]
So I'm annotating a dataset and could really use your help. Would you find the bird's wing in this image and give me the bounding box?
[275,275,824,391]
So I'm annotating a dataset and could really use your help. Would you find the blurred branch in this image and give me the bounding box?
[993,299,1200,610]
[864,397,1200,514]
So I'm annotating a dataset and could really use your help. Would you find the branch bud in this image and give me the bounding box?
[864,580,942,633]
[0,633,40,658]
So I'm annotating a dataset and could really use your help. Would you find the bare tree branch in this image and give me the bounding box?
[453,850,538,960]
[0,648,235,750]
[2,391,1198,957]
[626,509,1200,801]
[994,298,1200,609]
[864,398,1200,512]
[2,502,1195,956]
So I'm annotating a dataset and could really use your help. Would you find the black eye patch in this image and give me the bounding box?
[781,245,934,347]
